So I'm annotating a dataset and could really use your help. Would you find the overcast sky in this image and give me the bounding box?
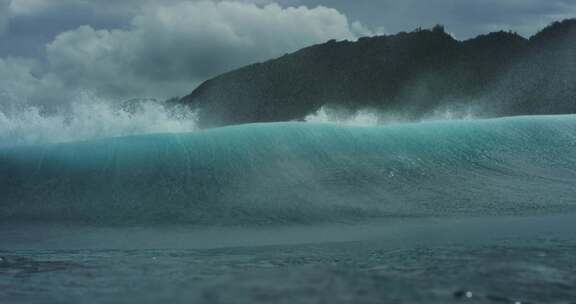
[1,0,575,106]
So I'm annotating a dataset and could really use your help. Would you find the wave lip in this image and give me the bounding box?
[0,99,198,147]
[2,115,576,226]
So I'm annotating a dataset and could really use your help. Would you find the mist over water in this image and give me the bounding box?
[0,94,487,148]
[304,104,481,125]
[0,94,198,147]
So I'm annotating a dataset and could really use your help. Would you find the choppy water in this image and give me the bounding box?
[1,214,576,303]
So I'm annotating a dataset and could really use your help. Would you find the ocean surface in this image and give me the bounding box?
[1,115,576,303]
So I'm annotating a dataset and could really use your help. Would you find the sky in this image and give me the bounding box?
[1,0,575,107]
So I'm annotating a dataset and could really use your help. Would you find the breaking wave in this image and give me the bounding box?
[304,105,480,125]
[1,115,576,225]
[0,97,197,147]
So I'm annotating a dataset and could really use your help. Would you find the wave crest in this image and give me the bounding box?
[0,93,197,147]
[2,115,576,226]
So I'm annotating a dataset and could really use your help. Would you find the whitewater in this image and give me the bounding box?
[2,115,576,303]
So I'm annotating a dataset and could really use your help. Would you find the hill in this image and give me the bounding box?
[180,20,576,127]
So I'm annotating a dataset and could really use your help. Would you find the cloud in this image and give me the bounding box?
[8,0,153,16]
[0,56,66,110]
[0,0,10,34]
[279,0,576,39]
[446,0,576,37]
[20,1,370,102]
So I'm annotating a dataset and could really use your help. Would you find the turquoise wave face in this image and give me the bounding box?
[2,115,576,226]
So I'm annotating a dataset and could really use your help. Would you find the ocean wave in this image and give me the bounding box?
[1,115,576,225]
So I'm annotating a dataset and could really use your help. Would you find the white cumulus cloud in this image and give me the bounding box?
[0,56,65,110]
[43,1,372,100]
